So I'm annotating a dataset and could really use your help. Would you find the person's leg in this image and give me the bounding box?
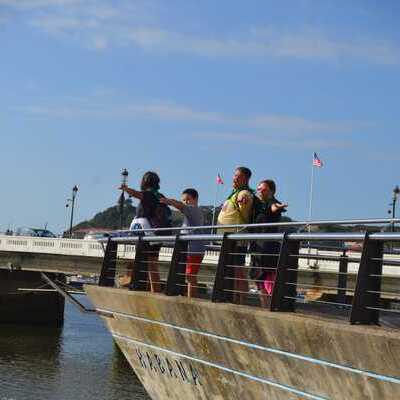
[233,247,248,304]
[254,275,268,308]
[186,255,203,298]
[266,247,279,297]
[234,268,248,304]
[119,260,134,287]
[259,287,269,308]
[264,271,277,296]
[148,248,161,292]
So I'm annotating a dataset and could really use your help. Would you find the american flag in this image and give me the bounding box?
[313,152,323,168]
[216,173,224,185]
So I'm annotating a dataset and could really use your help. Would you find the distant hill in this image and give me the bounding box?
[73,200,219,232]
[72,203,397,249]
[73,200,392,236]
[73,202,294,232]
[73,199,136,231]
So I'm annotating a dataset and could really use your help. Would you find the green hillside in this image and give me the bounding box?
[73,199,218,232]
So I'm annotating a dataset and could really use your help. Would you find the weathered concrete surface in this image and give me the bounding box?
[86,286,400,400]
[0,270,65,325]
[0,252,103,276]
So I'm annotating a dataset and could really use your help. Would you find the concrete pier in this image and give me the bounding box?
[87,287,400,400]
[0,270,65,326]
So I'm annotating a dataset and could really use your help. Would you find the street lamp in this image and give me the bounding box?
[388,185,400,232]
[119,169,129,230]
[69,185,78,238]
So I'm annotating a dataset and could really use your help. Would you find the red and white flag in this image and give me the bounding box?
[313,152,323,168]
[216,173,224,185]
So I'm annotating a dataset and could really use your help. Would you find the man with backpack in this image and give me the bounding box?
[217,166,254,304]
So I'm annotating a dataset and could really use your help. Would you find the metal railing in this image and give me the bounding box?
[98,219,400,326]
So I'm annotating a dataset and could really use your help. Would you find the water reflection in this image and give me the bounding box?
[109,344,149,400]
[0,301,150,400]
[0,324,62,399]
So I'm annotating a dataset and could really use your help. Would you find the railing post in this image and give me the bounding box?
[130,236,150,291]
[165,235,189,296]
[212,233,236,303]
[98,238,118,287]
[337,249,348,304]
[270,234,300,312]
[350,233,384,325]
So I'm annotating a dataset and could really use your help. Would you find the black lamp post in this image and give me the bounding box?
[69,185,78,238]
[388,185,400,233]
[119,169,129,230]
[392,185,400,232]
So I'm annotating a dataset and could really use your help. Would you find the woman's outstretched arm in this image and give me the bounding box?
[160,197,185,211]
[271,202,288,213]
[120,184,143,200]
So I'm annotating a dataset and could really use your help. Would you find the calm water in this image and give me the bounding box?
[0,299,150,400]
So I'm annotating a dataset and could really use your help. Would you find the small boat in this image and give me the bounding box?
[67,274,98,289]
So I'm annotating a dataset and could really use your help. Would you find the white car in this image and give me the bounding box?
[83,231,110,240]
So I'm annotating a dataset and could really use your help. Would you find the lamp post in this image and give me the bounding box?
[69,185,78,238]
[119,169,129,230]
[65,200,71,237]
[392,185,400,232]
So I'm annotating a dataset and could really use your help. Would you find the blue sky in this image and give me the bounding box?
[0,0,399,233]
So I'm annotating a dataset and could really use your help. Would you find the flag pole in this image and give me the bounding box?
[211,183,220,234]
[308,157,315,227]
[307,154,315,265]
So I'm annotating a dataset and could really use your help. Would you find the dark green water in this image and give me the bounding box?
[0,300,150,400]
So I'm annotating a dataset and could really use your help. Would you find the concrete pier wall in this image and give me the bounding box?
[87,287,400,400]
[0,270,65,326]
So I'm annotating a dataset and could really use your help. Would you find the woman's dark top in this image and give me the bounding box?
[250,197,284,280]
[254,197,283,231]
[135,190,172,236]
[135,191,162,220]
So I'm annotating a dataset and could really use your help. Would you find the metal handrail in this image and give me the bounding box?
[99,224,400,326]
[104,231,400,244]
[110,218,400,234]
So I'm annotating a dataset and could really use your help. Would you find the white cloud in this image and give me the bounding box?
[0,0,83,9]
[27,16,400,64]
[24,102,233,123]
[1,0,399,64]
[23,98,365,140]
[126,27,400,65]
[32,16,99,32]
[91,35,108,50]
[191,131,353,150]
[246,114,359,134]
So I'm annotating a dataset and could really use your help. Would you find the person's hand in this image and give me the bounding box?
[159,197,170,205]
[119,184,128,191]
[237,193,250,205]
[271,202,288,213]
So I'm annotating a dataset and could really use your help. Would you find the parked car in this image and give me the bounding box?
[15,227,57,238]
[83,231,110,240]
